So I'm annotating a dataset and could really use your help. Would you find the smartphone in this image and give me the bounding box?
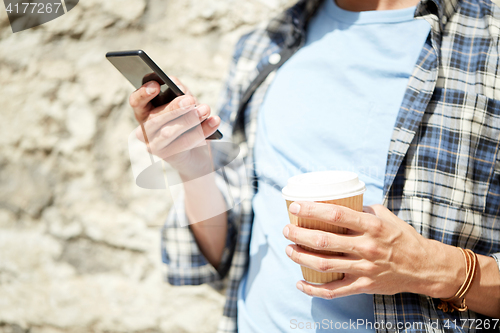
[106,50,223,140]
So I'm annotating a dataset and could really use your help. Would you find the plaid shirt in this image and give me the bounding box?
[161,0,500,331]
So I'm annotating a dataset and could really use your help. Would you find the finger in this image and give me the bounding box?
[148,109,205,152]
[141,112,219,154]
[363,204,396,222]
[200,115,221,138]
[142,103,200,140]
[146,94,198,122]
[144,94,197,121]
[156,122,208,160]
[153,114,220,148]
[285,244,359,274]
[150,112,220,145]
[143,96,204,138]
[296,275,360,299]
[289,202,372,232]
[130,81,160,123]
[283,224,356,254]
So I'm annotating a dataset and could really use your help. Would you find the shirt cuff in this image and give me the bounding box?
[491,253,500,273]
[161,209,225,290]
[161,173,239,289]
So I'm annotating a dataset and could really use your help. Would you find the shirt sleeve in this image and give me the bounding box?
[161,185,238,289]
[492,253,500,273]
[160,36,248,289]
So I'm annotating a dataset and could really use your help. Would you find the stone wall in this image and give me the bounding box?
[0,0,296,332]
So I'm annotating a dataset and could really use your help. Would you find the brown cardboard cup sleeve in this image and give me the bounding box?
[282,171,365,284]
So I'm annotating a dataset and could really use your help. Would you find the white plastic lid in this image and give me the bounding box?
[282,171,366,201]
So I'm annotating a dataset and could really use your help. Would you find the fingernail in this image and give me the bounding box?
[146,82,156,95]
[297,283,304,292]
[289,203,301,214]
[286,246,293,257]
[208,117,218,127]
[283,226,289,238]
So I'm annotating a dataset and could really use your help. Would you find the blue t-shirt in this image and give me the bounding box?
[237,0,430,332]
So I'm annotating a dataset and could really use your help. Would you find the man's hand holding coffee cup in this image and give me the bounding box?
[282,202,465,301]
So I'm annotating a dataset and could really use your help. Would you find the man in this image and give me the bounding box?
[130,0,500,331]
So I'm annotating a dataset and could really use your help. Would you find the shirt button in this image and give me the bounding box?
[442,16,447,25]
[268,53,281,65]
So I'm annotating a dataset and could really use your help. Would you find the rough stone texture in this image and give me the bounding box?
[0,0,296,332]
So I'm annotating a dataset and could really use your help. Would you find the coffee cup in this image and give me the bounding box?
[282,171,365,284]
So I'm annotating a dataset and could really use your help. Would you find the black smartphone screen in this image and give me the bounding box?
[106,50,223,140]
[106,51,183,107]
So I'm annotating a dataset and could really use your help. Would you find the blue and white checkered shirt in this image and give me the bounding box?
[161,0,500,331]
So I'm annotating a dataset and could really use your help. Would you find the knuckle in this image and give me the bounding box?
[323,289,336,300]
[369,218,384,236]
[154,115,166,127]
[327,207,344,223]
[160,126,173,139]
[146,116,159,128]
[317,258,332,272]
[179,95,195,107]
[291,249,301,264]
[129,93,139,108]
[303,284,313,296]
[302,203,314,218]
[358,260,377,275]
[357,278,375,293]
[360,242,380,259]
[314,233,330,249]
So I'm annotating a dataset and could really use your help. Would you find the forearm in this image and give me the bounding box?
[421,240,500,318]
[183,171,228,269]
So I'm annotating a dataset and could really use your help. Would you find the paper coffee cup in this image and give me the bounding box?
[282,171,365,284]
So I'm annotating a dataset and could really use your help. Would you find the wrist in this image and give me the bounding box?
[414,239,465,299]
[178,163,213,182]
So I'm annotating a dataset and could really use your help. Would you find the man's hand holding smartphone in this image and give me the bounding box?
[129,78,221,179]
[109,50,229,263]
